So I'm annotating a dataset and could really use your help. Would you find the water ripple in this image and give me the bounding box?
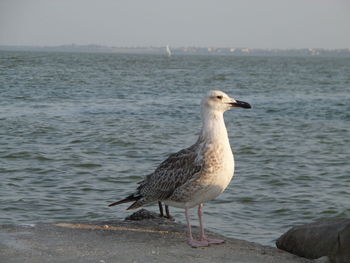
[0,51,349,246]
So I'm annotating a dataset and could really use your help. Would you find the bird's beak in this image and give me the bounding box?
[229,99,251,109]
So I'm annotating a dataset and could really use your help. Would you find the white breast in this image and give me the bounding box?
[203,146,235,200]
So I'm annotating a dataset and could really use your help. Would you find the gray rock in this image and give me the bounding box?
[125,208,160,220]
[0,214,312,263]
[276,219,350,263]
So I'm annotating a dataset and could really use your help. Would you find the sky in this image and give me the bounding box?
[1,0,350,49]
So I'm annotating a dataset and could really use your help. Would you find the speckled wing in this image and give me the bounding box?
[135,143,203,205]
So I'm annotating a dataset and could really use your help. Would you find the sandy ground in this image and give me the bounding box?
[0,215,312,263]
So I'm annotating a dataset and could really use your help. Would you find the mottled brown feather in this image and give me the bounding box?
[127,138,205,208]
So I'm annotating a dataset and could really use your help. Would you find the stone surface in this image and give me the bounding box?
[0,210,311,263]
[276,219,350,263]
[125,208,160,220]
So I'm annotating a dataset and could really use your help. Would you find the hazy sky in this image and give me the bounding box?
[1,0,349,49]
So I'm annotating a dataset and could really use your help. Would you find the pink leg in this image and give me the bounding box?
[185,207,208,248]
[198,203,225,245]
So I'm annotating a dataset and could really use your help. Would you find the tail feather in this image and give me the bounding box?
[108,194,141,207]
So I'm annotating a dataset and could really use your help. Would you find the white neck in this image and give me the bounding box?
[200,109,229,144]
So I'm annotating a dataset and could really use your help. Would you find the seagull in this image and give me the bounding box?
[109,90,251,247]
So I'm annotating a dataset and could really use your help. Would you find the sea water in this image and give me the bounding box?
[0,51,349,245]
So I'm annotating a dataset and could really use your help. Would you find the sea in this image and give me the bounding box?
[0,50,349,246]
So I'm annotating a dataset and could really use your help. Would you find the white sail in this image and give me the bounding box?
[166,45,172,57]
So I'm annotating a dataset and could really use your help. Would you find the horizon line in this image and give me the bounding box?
[1,44,350,50]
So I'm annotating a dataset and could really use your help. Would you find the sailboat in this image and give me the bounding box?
[165,45,172,57]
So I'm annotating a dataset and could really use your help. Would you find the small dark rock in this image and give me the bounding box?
[125,209,159,221]
[276,219,350,263]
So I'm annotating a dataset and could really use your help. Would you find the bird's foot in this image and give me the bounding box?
[188,239,209,248]
[201,236,225,245]
[165,215,174,221]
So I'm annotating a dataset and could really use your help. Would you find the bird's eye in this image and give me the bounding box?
[216,95,223,100]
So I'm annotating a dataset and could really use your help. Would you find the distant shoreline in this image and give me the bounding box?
[1,44,350,57]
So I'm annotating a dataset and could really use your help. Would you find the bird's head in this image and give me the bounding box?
[201,90,251,113]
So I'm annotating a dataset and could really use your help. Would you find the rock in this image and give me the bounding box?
[0,219,312,263]
[124,208,160,220]
[276,219,350,263]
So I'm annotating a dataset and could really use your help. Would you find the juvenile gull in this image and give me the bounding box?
[109,90,251,247]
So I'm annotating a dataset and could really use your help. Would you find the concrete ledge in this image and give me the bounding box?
[0,214,311,263]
